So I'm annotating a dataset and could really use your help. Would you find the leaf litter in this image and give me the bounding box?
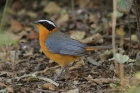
[0,0,139,92]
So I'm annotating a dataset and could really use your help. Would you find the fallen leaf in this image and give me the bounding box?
[0,82,6,87]
[117,0,133,13]
[73,80,79,85]
[75,0,90,8]
[69,59,84,70]
[26,31,39,39]
[56,13,69,25]
[55,68,61,75]
[99,50,112,60]
[0,50,10,61]
[26,11,37,18]
[43,1,61,14]
[26,74,38,82]
[0,82,13,92]
[136,51,140,62]
[67,88,79,93]
[80,33,103,44]
[10,18,23,33]
[9,50,21,61]
[42,83,55,90]
[86,77,120,85]
[11,1,21,12]
[116,26,126,36]
[86,75,93,80]
[70,31,85,40]
[89,14,100,26]
[109,11,123,18]
[87,57,100,66]
[135,72,140,79]
[75,21,89,31]
[124,34,139,42]
[23,26,32,31]
[109,53,129,63]
[23,48,34,57]
[109,83,117,88]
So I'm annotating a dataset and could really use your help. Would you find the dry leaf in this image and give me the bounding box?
[89,14,100,26]
[70,31,85,40]
[135,72,140,80]
[26,31,39,39]
[0,82,13,92]
[69,59,84,70]
[75,0,91,8]
[42,83,55,90]
[11,1,21,12]
[9,50,21,61]
[80,33,103,44]
[99,50,112,60]
[87,57,100,66]
[0,51,10,61]
[10,18,23,33]
[86,75,93,80]
[56,13,69,25]
[67,88,79,93]
[86,77,119,85]
[0,82,6,87]
[26,11,37,18]
[124,34,139,42]
[75,21,89,31]
[73,80,79,85]
[55,68,61,75]
[43,2,61,14]
[23,26,32,31]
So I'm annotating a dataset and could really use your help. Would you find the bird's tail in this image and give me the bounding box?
[85,46,112,51]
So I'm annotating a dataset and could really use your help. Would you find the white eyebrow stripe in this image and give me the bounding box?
[38,20,56,27]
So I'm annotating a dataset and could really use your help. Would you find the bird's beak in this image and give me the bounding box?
[33,21,39,24]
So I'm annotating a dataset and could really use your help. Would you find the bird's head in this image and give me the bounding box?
[34,20,57,31]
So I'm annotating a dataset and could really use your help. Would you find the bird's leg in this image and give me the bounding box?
[54,65,67,81]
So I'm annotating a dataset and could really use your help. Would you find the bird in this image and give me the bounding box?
[34,19,112,81]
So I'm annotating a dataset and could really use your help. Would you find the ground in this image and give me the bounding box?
[0,0,140,93]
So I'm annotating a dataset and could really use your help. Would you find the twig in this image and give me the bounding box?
[112,0,119,76]
[16,72,38,81]
[88,78,120,84]
[128,14,132,44]
[12,43,18,92]
[71,0,76,20]
[37,76,59,86]
[133,0,140,41]
[119,36,124,86]
[36,89,53,93]
[120,63,124,86]
[15,70,59,86]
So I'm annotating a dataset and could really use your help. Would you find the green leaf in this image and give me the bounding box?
[110,83,117,88]
[115,53,129,63]
[117,0,133,13]
[109,53,129,63]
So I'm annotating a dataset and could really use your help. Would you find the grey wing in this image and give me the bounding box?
[45,31,86,56]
